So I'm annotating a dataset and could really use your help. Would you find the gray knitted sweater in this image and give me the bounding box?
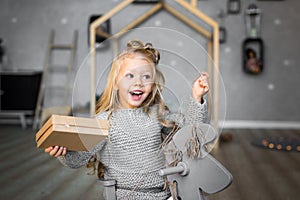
[58,98,208,200]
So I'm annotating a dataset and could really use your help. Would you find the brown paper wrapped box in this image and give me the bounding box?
[36,114,109,151]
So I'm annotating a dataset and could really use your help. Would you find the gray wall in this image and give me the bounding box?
[1,0,299,126]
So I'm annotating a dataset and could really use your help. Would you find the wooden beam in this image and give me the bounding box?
[95,28,112,39]
[115,2,163,39]
[89,27,96,116]
[164,3,211,39]
[113,38,118,58]
[207,38,220,151]
[213,24,219,133]
[90,0,135,30]
[207,40,213,121]
[191,0,197,7]
[175,0,218,28]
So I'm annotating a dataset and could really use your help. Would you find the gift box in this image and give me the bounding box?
[36,114,109,151]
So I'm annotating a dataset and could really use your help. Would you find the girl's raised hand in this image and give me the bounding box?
[45,146,67,157]
[192,72,209,102]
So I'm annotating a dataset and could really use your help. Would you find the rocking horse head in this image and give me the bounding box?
[160,123,233,200]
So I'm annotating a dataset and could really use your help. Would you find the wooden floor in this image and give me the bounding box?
[0,125,299,200]
[209,129,300,200]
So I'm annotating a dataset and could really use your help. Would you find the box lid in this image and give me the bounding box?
[35,115,109,151]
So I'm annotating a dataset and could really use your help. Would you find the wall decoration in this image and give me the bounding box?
[242,38,264,75]
[227,0,241,14]
[219,27,227,44]
[216,9,227,44]
[88,15,111,48]
[242,4,264,75]
[245,4,261,38]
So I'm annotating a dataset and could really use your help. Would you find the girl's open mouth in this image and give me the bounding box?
[129,90,144,101]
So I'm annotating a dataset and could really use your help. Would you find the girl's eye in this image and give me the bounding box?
[142,74,151,79]
[125,73,134,79]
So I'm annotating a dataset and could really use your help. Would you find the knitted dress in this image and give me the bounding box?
[58,98,208,200]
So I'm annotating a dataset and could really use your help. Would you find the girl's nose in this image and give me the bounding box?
[134,77,144,87]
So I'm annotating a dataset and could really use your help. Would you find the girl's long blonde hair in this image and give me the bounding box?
[96,39,169,118]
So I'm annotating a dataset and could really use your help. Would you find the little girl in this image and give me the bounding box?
[45,39,209,199]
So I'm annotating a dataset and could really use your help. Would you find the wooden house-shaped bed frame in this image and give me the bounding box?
[89,0,220,131]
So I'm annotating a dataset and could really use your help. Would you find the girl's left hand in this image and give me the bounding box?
[192,72,209,102]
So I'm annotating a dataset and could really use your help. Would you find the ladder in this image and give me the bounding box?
[33,30,78,129]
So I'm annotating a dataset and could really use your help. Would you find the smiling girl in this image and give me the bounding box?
[45,39,209,199]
